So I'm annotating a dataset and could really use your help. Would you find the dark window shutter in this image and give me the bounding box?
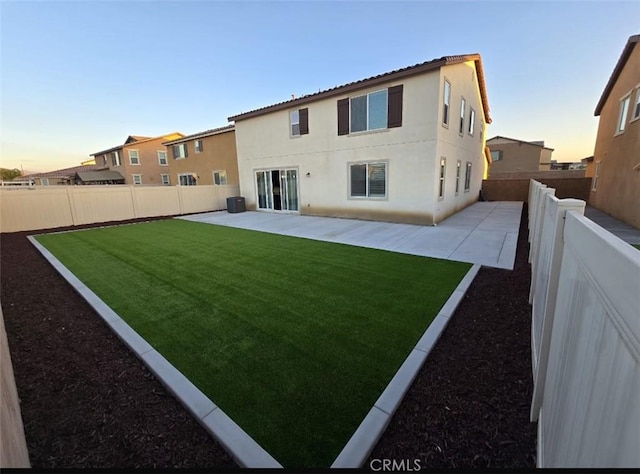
[184,143,189,157]
[387,84,403,128]
[337,98,349,135]
[172,145,178,158]
[299,108,309,135]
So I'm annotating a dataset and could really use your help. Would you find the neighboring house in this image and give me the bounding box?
[587,34,640,229]
[162,125,238,187]
[14,164,111,186]
[487,136,553,174]
[91,133,184,186]
[550,160,587,171]
[228,54,491,225]
[74,170,125,185]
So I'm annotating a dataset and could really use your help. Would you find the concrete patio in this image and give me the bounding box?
[178,201,523,270]
[584,207,640,245]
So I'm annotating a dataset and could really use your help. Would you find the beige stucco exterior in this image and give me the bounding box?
[232,60,488,225]
[588,42,640,229]
[487,137,553,174]
[93,133,183,185]
[165,128,239,187]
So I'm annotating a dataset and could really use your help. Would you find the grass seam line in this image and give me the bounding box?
[331,263,482,468]
[27,234,283,469]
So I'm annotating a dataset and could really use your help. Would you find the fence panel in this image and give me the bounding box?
[132,186,181,217]
[69,186,136,225]
[536,211,640,467]
[0,188,73,232]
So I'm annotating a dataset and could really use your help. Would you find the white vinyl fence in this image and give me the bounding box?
[0,184,240,233]
[528,179,640,468]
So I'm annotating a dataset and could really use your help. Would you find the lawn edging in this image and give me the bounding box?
[27,235,282,469]
[331,263,482,468]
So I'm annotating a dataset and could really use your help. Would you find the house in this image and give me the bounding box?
[14,164,114,186]
[74,170,125,185]
[587,34,640,229]
[550,160,586,171]
[227,54,491,225]
[91,133,184,186]
[162,125,238,186]
[487,136,553,175]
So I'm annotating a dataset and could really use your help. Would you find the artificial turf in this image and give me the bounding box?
[36,219,471,467]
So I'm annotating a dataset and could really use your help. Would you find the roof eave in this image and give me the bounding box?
[163,125,235,146]
[594,35,640,116]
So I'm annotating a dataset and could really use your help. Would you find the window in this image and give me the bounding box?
[290,110,299,136]
[102,155,108,166]
[479,121,484,142]
[455,160,461,195]
[195,140,203,153]
[443,80,451,127]
[132,174,142,185]
[161,174,170,185]
[592,161,601,191]
[290,108,309,137]
[438,158,446,199]
[337,85,402,135]
[172,143,188,159]
[157,151,168,166]
[178,173,197,186]
[129,150,140,165]
[468,108,475,135]
[349,162,386,198]
[617,95,631,133]
[491,150,503,162]
[41,178,49,186]
[213,170,227,185]
[459,98,466,135]
[464,162,472,191]
[633,88,640,121]
[111,151,121,167]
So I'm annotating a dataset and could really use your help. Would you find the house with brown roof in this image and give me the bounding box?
[587,34,640,229]
[162,125,238,187]
[14,163,115,186]
[486,136,553,175]
[228,54,491,225]
[91,133,184,186]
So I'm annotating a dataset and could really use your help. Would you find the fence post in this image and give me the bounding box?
[530,197,585,422]
[529,188,555,306]
[66,186,78,226]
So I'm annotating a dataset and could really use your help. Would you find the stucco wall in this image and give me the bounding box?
[488,140,551,173]
[589,45,640,229]
[482,177,592,202]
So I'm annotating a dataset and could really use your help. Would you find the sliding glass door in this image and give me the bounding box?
[255,169,298,212]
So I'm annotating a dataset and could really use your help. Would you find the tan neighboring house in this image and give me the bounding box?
[486,136,553,175]
[587,34,640,229]
[91,133,184,186]
[13,164,113,186]
[162,125,238,186]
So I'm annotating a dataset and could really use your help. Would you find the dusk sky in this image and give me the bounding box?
[1,0,638,173]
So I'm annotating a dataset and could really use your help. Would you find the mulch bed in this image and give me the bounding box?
[1,208,536,469]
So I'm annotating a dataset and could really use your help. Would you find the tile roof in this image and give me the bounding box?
[163,125,235,146]
[76,170,125,182]
[227,54,491,124]
[91,132,184,156]
[595,34,639,116]
[19,164,107,180]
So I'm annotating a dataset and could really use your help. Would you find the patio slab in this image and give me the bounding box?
[179,201,523,269]
[584,206,640,245]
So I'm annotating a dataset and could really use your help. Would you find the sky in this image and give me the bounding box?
[1,0,638,173]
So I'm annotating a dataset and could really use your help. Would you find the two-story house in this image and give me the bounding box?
[227,54,491,225]
[587,34,640,229]
[91,133,184,186]
[162,125,239,186]
[486,136,554,175]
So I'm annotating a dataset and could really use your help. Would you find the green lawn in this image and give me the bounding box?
[36,219,471,467]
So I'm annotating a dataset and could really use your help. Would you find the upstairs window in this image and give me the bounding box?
[632,88,640,121]
[459,98,466,135]
[195,139,204,153]
[617,95,630,134]
[443,80,451,127]
[102,154,108,166]
[290,108,309,137]
[337,85,403,135]
[172,143,188,159]
[157,151,168,166]
[468,108,475,135]
[129,150,140,165]
[349,162,386,198]
[112,151,121,166]
[491,150,503,162]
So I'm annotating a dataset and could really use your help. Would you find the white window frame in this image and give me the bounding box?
[161,174,170,185]
[468,108,475,136]
[213,170,227,185]
[112,151,121,167]
[455,160,461,195]
[195,139,203,153]
[459,98,466,136]
[290,110,300,137]
[616,93,631,134]
[157,150,168,166]
[132,174,142,185]
[129,149,140,165]
[438,158,446,200]
[41,178,49,186]
[173,143,187,159]
[464,162,472,192]
[491,150,503,162]
[632,86,640,122]
[178,173,197,186]
[348,161,388,199]
[592,161,601,191]
[442,79,451,127]
[349,89,388,133]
